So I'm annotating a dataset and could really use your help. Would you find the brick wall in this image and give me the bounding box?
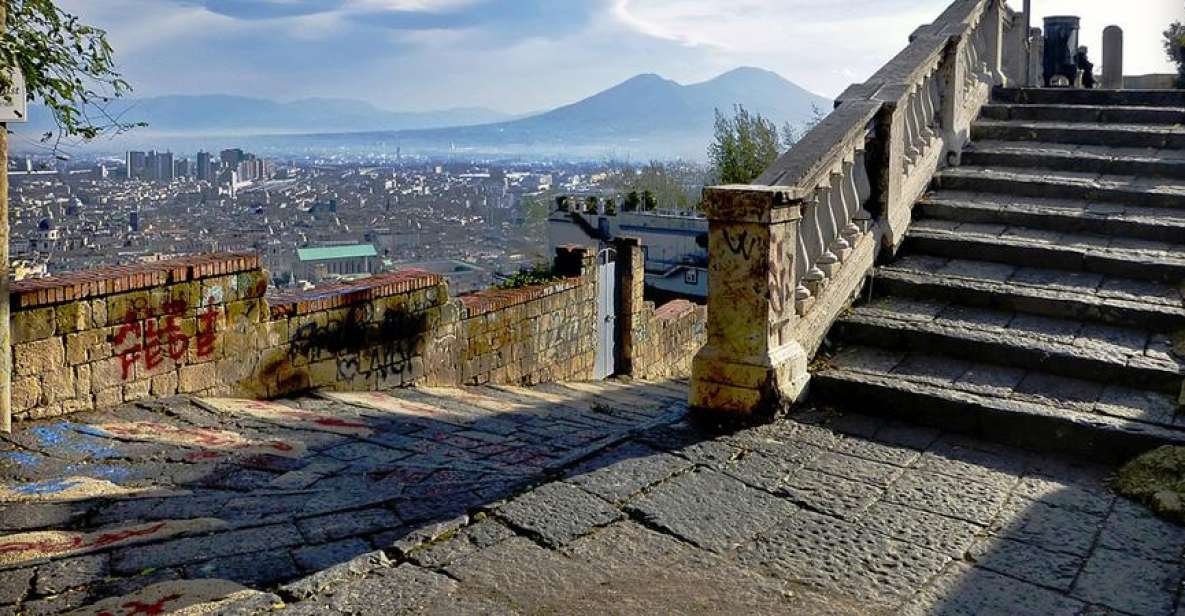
[456,247,597,385]
[9,243,703,422]
[614,237,707,381]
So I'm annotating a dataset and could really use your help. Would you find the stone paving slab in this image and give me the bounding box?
[0,379,688,614]
[8,382,1185,614]
[228,402,1185,616]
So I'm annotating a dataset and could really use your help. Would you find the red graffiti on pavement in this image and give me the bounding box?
[0,522,167,558]
[97,593,183,616]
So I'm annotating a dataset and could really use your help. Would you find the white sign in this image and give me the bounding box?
[0,67,28,123]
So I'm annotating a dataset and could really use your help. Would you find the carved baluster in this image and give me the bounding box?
[926,69,942,134]
[904,90,922,167]
[840,153,862,247]
[802,193,828,296]
[828,170,852,262]
[852,147,873,233]
[814,183,841,277]
[795,237,812,315]
[918,71,937,142]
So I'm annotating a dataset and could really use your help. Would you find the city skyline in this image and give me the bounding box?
[57,0,1179,116]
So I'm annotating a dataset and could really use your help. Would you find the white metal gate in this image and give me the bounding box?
[594,248,617,380]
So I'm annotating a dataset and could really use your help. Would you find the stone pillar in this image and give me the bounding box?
[1103,26,1124,90]
[614,236,645,376]
[985,0,1006,86]
[940,34,968,165]
[0,3,10,434]
[1029,28,1045,87]
[690,185,807,422]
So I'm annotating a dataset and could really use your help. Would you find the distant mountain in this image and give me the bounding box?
[20,95,516,136]
[12,67,831,160]
[287,67,833,159]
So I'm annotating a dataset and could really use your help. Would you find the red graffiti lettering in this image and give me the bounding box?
[110,299,210,381]
[196,308,219,358]
[113,321,143,380]
[142,320,164,372]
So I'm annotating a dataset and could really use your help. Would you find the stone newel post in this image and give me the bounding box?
[691,185,808,421]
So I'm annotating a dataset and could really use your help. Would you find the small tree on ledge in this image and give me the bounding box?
[1166,21,1185,88]
[1,0,144,150]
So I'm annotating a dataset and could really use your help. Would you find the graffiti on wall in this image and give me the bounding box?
[112,298,221,380]
[288,304,428,382]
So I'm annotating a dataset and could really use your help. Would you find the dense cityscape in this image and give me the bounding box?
[6,149,707,294]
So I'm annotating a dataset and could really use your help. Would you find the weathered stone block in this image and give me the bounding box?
[94,386,122,409]
[14,337,66,377]
[13,307,56,344]
[12,376,41,412]
[178,362,217,393]
[152,372,179,397]
[55,302,91,335]
[41,367,76,405]
[123,379,151,403]
[308,359,339,388]
[107,291,151,324]
[90,356,129,393]
[90,299,109,328]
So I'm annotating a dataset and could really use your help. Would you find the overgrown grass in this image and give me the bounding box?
[497,265,561,290]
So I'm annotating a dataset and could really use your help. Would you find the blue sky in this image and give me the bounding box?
[59,0,1179,114]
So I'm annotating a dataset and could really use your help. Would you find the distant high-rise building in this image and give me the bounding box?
[174,158,189,179]
[220,148,245,168]
[156,151,174,182]
[196,151,212,181]
[126,151,147,179]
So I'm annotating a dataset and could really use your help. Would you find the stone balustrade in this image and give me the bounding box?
[691,0,1030,420]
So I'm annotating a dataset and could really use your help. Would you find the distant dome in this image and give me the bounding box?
[37,218,53,231]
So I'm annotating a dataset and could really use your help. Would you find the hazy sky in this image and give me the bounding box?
[59,0,1180,113]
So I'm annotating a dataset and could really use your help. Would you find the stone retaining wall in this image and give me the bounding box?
[10,245,702,422]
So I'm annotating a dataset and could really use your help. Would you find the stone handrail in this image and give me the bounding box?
[691,0,1026,419]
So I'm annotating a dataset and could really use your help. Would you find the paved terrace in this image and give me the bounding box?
[2,380,1183,615]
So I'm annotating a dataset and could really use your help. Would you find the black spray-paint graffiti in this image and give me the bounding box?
[288,305,429,381]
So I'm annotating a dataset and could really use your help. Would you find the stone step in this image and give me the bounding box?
[918,191,1185,244]
[812,353,1185,464]
[971,120,1185,149]
[874,256,1185,332]
[905,219,1185,282]
[934,166,1185,210]
[992,87,1185,108]
[833,298,1184,393]
[961,141,1185,180]
[981,103,1185,126]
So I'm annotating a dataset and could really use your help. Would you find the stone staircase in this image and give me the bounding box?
[813,87,1185,462]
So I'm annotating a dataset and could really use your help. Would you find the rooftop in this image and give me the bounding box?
[296,244,378,262]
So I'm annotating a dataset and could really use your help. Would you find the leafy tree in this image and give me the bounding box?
[519,194,550,226]
[603,197,617,215]
[1166,21,1185,88]
[611,162,704,211]
[708,105,781,184]
[780,104,829,153]
[622,191,640,212]
[584,195,599,214]
[641,189,657,212]
[555,195,570,211]
[0,0,143,148]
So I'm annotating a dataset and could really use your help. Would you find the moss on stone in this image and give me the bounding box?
[1115,446,1185,524]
